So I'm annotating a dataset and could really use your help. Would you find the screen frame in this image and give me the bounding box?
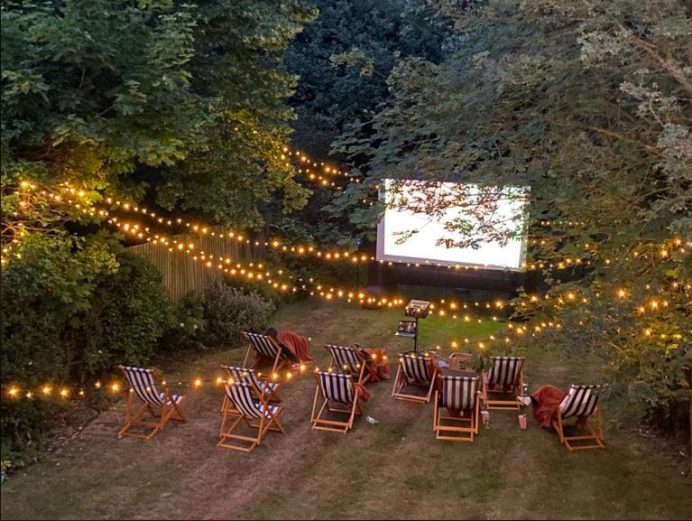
[376,180,530,272]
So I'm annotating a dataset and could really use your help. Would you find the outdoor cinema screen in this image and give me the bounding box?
[376,179,530,271]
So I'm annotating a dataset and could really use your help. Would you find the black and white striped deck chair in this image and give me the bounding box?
[241,331,291,374]
[553,385,605,451]
[433,375,480,442]
[310,371,362,433]
[391,352,438,403]
[219,365,282,416]
[325,344,368,385]
[218,381,284,453]
[481,356,525,410]
[117,365,187,440]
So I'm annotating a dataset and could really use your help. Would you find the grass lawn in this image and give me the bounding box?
[1,298,690,520]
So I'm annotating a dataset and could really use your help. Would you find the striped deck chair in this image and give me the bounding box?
[117,366,187,440]
[391,352,438,403]
[433,375,480,442]
[241,331,291,374]
[219,365,282,416]
[481,356,525,410]
[553,385,605,451]
[325,344,368,385]
[218,381,284,452]
[310,371,362,433]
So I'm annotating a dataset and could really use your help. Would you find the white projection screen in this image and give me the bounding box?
[376,179,530,271]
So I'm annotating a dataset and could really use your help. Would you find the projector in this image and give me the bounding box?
[405,299,431,319]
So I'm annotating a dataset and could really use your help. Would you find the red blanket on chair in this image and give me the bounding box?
[531,385,567,429]
[363,348,390,382]
[278,330,313,363]
[354,382,371,402]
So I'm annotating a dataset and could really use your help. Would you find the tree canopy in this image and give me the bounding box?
[328,0,691,419]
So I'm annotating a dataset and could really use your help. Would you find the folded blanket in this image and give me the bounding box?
[531,385,567,429]
[278,330,313,363]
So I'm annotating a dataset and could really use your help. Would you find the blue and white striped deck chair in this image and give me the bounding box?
[219,365,282,415]
[218,381,284,453]
[433,375,480,442]
[241,331,291,374]
[118,365,187,440]
[310,371,362,433]
[325,344,368,385]
[482,356,525,410]
[553,385,605,451]
[391,352,438,403]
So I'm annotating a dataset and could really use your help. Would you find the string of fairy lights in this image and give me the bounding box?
[3,272,689,402]
[2,148,690,401]
[3,263,689,402]
[1,312,567,402]
[283,146,362,189]
[5,173,688,278]
[2,168,689,326]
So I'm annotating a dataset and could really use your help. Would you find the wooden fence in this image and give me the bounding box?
[129,229,264,300]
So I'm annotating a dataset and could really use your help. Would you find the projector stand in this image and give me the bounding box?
[396,300,430,354]
[395,317,419,353]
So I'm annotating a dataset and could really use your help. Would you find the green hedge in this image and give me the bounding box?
[1,242,171,461]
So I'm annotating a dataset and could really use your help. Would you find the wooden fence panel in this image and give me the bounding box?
[128,229,263,300]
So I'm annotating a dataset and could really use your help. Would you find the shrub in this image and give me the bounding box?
[0,235,117,384]
[160,290,207,351]
[202,280,276,347]
[78,249,172,375]
[0,241,171,460]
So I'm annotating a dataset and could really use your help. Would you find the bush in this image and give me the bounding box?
[0,235,117,384]
[202,280,276,347]
[78,249,172,375]
[160,290,206,351]
[1,241,171,460]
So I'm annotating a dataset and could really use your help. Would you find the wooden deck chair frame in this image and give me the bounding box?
[433,375,480,442]
[218,381,284,453]
[310,371,362,433]
[241,331,292,375]
[553,385,605,451]
[219,364,282,416]
[117,365,187,440]
[481,356,525,410]
[325,344,368,385]
[392,352,438,403]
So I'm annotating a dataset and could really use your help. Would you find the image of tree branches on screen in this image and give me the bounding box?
[377,179,530,270]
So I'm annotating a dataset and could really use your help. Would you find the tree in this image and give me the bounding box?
[150,0,317,228]
[328,0,691,425]
[284,0,458,157]
[1,0,316,453]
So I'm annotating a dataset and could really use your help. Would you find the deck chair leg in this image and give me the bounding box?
[119,399,150,438]
[310,385,321,425]
[424,369,437,403]
[312,399,329,428]
[556,412,565,444]
[347,400,358,430]
[171,400,187,422]
[391,366,404,397]
[270,350,282,375]
[242,346,252,368]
